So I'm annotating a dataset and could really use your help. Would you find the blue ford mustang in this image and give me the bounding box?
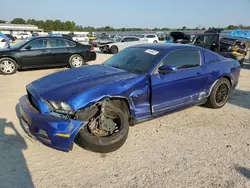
[19,43,241,152]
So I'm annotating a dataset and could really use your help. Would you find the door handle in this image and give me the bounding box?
[41,50,47,53]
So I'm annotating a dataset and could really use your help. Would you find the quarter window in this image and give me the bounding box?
[67,41,76,47]
[162,50,200,69]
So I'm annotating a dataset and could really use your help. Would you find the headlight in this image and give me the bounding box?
[47,100,73,115]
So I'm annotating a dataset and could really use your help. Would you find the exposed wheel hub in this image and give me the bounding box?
[88,114,118,137]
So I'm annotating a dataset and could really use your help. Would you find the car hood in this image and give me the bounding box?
[0,47,14,53]
[98,41,115,45]
[27,65,138,101]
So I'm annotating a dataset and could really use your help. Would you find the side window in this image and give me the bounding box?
[195,36,205,43]
[28,39,47,49]
[146,35,156,38]
[162,50,200,69]
[130,37,139,41]
[50,39,68,48]
[122,38,130,42]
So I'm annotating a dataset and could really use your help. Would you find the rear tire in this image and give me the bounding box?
[110,45,118,54]
[205,78,231,109]
[0,57,18,75]
[69,54,85,68]
[76,102,129,153]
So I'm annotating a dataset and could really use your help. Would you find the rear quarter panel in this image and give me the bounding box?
[202,49,241,91]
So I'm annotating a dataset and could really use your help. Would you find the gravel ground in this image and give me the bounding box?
[0,51,250,188]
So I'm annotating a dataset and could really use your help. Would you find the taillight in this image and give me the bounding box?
[90,44,94,51]
[1,39,7,42]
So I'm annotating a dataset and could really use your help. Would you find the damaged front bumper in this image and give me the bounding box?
[19,95,86,152]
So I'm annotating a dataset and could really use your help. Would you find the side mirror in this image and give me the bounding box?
[25,45,31,50]
[158,65,177,74]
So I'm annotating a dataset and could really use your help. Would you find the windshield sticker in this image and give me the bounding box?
[145,49,159,55]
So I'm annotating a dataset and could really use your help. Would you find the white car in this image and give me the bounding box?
[14,33,30,39]
[99,36,147,54]
[72,34,89,42]
[0,33,10,49]
[138,34,160,43]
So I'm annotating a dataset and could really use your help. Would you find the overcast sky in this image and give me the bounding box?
[1,0,250,28]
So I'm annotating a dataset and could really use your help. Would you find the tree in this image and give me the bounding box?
[11,18,26,24]
[227,25,236,30]
[0,20,7,23]
[202,27,206,30]
[181,26,187,30]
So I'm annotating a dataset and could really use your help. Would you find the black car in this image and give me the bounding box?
[167,30,248,66]
[0,36,96,75]
[4,34,15,42]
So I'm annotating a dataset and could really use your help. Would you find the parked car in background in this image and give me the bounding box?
[32,33,39,37]
[0,35,96,75]
[156,32,166,41]
[72,34,89,42]
[19,43,241,153]
[4,34,15,42]
[89,34,116,47]
[165,31,194,44]
[219,35,249,65]
[99,36,146,54]
[0,32,10,49]
[14,33,30,39]
[137,34,160,43]
[165,30,248,66]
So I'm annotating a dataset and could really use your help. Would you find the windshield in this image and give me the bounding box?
[113,37,123,42]
[11,37,34,48]
[103,47,163,74]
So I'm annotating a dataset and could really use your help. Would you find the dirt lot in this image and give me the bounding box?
[1,51,250,188]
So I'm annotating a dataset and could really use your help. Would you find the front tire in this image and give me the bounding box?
[76,102,129,153]
[0,58,18,75]
[69,54,85,68]
[110,45,118,54]
[153,40,158,43]
[205,78,231,108]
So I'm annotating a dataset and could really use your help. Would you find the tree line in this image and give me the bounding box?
[0,18,250,32]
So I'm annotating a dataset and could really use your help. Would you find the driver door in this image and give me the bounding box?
[151,49,208,114]
[19,39,51,68]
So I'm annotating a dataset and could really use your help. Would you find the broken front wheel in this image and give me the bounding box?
[75,101,129,153]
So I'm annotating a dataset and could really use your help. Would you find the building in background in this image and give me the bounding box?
[0,23,43,35]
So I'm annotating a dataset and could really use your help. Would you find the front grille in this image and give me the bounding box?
[27,90,39,111]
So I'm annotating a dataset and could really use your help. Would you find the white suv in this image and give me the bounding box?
[139,34,159,43]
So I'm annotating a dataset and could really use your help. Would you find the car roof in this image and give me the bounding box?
[131,43,202,51]
[30,36,73,40]
[193,33,219,36]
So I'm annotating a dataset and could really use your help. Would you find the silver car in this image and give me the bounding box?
[99,36,147,54]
